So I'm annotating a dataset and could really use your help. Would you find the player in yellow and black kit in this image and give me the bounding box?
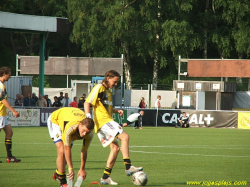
[84,70,143,185]
[47,107,94,187]
[0,67,20,163]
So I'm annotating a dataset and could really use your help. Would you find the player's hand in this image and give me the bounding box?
[13,111,19,118]
[78,169,87,180]
[118,110,123,117]
[123,123,128,127]
[67,169,75,180]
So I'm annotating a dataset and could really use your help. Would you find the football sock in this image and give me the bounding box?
[5,139,12,157]
[123,157,131,170]
[102,167,112,179]
[56,169,67,184]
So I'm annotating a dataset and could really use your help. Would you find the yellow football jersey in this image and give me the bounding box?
[0,81,7,116]
[50,107,93,150]
[85,84,114,133]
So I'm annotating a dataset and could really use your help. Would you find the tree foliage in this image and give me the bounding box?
[1,0,250,90]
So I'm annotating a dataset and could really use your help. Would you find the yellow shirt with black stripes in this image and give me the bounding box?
[85,84,113,133]
[0,82,7,116]
[50,107,93,151]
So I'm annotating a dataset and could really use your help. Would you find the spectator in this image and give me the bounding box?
[61,93,72,107]
[23,93,36,106]
[44,95,52,107]
[32,93,39,104]
[20,95,24,103]
[155,95,161,109]
[69,97,78,108]
[58,92,64,102]
[52,96,62,107]
[177,112,189,128]
[138,97,147,108]
[171,98,178,109]
[78,94,86,108]
[122,111,144,129]
[36,94,47,107]
[14,94,23,107]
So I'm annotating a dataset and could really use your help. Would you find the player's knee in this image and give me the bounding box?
[122,132,130,142]
[110,144,120,154]
[5,131,13,139]
[114,145,120,153]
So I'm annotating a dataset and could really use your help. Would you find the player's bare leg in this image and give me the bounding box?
[118,132,129,158]
[53,141,67,185]
[100,142,119,185]
[118,132,143,176]
[106,142,120,168]
[55,141,65,173]
[3,124,21,163]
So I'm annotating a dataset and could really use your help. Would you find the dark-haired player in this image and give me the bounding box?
[0,66,20,163]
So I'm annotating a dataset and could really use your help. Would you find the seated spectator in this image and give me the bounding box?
[36,94,47,107]
[23,93,36,106]
[44,95,52,107]
[177,112,189,128]
[69,97,78,108]
[61,93,72,107]
[52,96,62,107]
[32,93,39,103]
[14,94,23,107]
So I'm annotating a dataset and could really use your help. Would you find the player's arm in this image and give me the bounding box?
[113,108,123,116]
[64,144,74,180]
[2,99,19,117]
[84,102,92,118]
[77,150,87,180]
[62,125,75,180]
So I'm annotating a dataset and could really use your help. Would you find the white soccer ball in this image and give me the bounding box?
[132,171,148,186]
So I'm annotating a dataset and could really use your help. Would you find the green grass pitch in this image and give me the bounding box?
[0,127,249,187]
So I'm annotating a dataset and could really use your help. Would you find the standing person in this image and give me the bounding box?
[84,70,143,185]
[122,111,144,129]
[47,107,94,187]
[36,94,47,107]
[171,98,178,109]
[23,92,36,107]
[44,95,52,107]
[138,97,147,108]
[14,94,23,107]
[61,93,72,107]
[69,97,78,108]
[52,96,62,107]
[155,95,161,109]
[78,94,86,108]
[58,92,64,102]
[32,93,39,104]
[0,67,21,163]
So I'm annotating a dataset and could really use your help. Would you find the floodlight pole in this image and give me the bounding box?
[178,55,181,80]
[121,54,124,108]
[39,33,45,95]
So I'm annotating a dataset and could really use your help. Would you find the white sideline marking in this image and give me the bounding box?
[0,143,248,158]
[130,145,250,150]
[129,150,250,158]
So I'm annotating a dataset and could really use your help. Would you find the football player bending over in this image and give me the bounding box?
[47,107,94,187]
